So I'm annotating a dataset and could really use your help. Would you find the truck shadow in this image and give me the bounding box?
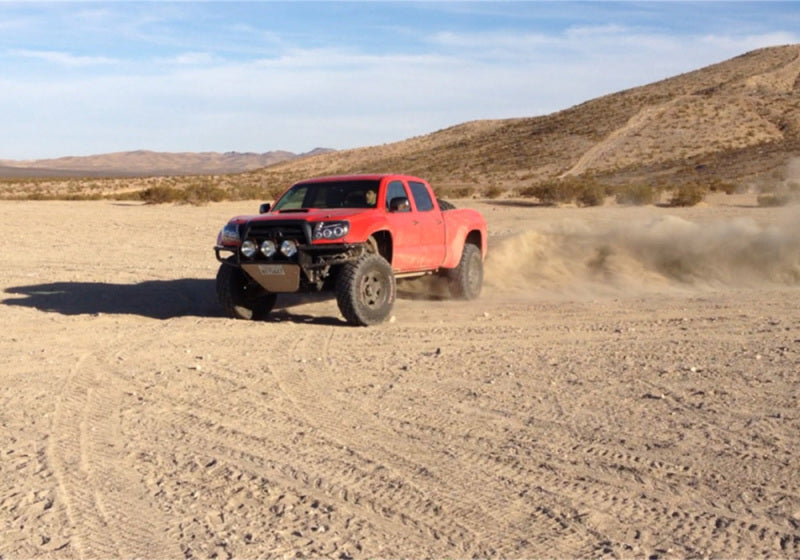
[3,279,223,319]
[2,280,430,324]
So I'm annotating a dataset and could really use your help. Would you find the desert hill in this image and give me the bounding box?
[249,44,800,194]
[2,44,799,201]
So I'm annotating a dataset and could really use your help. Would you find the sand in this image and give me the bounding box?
[1,195,799,559]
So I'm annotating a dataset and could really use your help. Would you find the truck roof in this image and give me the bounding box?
[295,174,426,184]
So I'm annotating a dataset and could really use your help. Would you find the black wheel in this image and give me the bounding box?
[336,254,396,326]
[216,263,277,320]
[448,244,483,300]
[438,199,456,211]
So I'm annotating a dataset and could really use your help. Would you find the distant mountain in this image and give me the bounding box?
[0,148,334,178]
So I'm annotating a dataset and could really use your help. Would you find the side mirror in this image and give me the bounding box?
[389,197,410,212]
[259,202,271,214]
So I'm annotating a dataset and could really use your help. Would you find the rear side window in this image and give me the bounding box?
[408,181,434,211]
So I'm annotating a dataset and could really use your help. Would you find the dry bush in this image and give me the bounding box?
[451,186,475,198]
[575,182,607,207]
[518,181,567,205]
[668,182,708,207]
[757,192,792,207]
[615,183,659,205]
[483,184,504,199]
[518,176,609,206]
[706,178,738,194]
[139,185,181,204]
[183,182,227,204]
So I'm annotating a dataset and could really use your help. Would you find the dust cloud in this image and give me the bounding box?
[485,207,800,297]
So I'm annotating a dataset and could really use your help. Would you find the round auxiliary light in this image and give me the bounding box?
[280,239,298,258]
[260,240,277,257]
[241,240,257,258]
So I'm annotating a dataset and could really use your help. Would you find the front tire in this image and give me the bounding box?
[336,254,396,326]
[448,244,483,300]
[216,263,277,320]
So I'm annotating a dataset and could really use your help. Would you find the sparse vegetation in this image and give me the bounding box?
[615,183,659,206]
[756,192,792,207]
[483,184,504,199]
[575,182,607,207]
[516,176,610,207]
[668,183,708,207]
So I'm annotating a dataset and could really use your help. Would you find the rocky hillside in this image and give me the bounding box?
[248,44,800,193]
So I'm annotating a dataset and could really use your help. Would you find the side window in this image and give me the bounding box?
[409,181,434,212]
[385,180,409,211]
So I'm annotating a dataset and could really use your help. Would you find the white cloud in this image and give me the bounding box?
[10,48,116,67]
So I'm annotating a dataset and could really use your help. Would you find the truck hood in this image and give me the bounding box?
[236,207,373,223]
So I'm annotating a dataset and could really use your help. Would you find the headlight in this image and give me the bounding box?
[241,240,257,258]
[219,223,240,244]
[313,221,350,240]
[260,240,277,257]
[280,239,298,258]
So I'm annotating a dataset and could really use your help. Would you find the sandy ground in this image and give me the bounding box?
[1,195,799,559]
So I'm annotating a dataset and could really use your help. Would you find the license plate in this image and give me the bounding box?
[258,264,285,275]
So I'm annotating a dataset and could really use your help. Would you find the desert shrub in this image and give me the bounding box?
[521,180,572,205]
[667,183,707,207]
[183,182,227,204]
[616,183,658,205]
[518,176,609,206]
[517,184,540,199]
[452,186,475,198]
[113,191,143,201]
[757,192,792,207]
[140,185,181,204]
[575,182,606,207]
[706,178,738,194]
[483,184,504,199]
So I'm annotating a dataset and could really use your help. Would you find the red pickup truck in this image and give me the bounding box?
[214,174,487,325]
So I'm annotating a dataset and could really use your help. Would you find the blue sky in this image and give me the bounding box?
[1,2,798,160]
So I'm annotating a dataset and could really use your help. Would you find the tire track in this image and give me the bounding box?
[47,349,180,559]
[101,329,479,555]
[261,324,799,559]
[265,327,599,557]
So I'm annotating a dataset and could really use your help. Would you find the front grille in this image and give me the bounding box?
[243,220,312,245]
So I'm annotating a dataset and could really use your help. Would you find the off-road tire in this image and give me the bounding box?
[216,263,277,320]
[438,199,456,211]
[336,254,396,326]
[448,243,483,300]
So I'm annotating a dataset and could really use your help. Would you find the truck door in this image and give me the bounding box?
[407,180,446,269]
[384,180,420,271]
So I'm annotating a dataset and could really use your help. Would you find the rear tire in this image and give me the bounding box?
[448,244,483,300]
[216,263,277,320]
[336,254,396,326]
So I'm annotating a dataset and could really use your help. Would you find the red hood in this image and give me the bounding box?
[238,207,373,222]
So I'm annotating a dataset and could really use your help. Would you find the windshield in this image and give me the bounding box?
[272,180,381,211]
